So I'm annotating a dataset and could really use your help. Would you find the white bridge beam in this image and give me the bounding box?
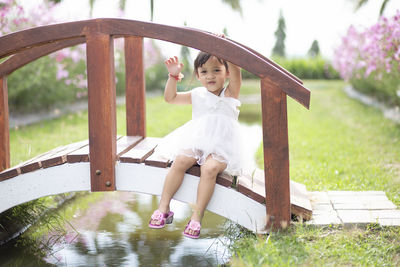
[0,163,267,233]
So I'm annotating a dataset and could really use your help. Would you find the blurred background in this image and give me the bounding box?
[1,0,399,113]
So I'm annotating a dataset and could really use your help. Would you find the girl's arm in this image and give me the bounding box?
[214,33,241,99]
[164,56,192,105]
[225,61,242,99]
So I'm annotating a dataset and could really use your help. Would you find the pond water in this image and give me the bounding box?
[46,192,231,267]
[0,123,262,267]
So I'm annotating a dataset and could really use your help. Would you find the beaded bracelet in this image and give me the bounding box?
[168,73,184,82]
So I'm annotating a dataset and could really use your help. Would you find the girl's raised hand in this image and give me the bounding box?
[164,56,183,76]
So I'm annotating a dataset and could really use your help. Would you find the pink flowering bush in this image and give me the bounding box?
[333,11,400,107]
[2,1,90,112]
[2,1,165,113]
[0,0,27,34]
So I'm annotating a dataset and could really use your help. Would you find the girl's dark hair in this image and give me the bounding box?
[193,52,229,75]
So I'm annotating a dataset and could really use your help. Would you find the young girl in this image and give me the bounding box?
[149,40,242,239]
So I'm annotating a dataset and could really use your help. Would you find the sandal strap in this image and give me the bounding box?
[151,210,167,222]
[187,220,201,232]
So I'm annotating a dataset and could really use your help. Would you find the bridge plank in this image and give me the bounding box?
[253,169,312,220]
[237,169,313,220]
[186,165,200,176]
[41,140,89,168]
[217,172,234,187]
[119,137,159,163]
[145,154,171,168]
[289,181,313,220]
[66,136,124,163]
[116,136,143,158]
[237,175,265,204]
[2,137,138,179]
[0,168,19,181]
[0,147,56,180]
[1,136,135,179]
[20,145,69,174]
[66,144,90,163]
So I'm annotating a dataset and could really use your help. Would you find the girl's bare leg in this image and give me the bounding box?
[190,156,227,225]
[151,155,197,226]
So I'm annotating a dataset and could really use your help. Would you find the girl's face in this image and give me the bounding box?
[196,56,229,95]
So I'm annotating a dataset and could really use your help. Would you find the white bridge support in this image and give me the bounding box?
[0,163,267,233]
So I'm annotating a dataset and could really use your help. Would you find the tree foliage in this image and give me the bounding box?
[221,0,242,15]
[271,11,286,58]
[353,0,392,17]
[307,40,320,58]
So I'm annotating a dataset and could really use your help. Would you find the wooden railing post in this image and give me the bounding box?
[261,77,291,230]
[124,36,146,137]
[0,76,10,172]
[86,33,117,191]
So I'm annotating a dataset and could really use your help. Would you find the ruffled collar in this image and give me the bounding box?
[201,87,241,109]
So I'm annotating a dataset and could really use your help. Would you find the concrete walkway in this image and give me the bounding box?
[307,191,400,227]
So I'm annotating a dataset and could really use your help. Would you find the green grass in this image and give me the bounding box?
[228,224,400,267]
[232,80,400,267]
[7,79,400,266]
[239,79,261,95]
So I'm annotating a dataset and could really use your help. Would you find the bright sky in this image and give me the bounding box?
[22,0,400,59]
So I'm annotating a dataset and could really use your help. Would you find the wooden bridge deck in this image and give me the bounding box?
[0,136,312,221]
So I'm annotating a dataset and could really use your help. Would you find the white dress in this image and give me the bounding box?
[156,87,242,175]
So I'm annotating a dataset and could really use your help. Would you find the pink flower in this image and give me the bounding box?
[55,52,66,62]
[333,10,400,81]
[56,64,69,80]
[69,50,82,63]
[365,64,376,77]
[395,47,400,60]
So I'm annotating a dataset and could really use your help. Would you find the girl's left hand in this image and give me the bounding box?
[164,56,184,76]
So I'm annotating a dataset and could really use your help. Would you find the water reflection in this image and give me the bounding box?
[46,193,230,267]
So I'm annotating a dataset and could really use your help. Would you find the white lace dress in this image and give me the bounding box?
[156,87,242,175]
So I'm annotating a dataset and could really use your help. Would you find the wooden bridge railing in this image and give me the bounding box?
[0,19,310,230]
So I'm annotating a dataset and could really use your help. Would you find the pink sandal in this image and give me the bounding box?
[148,210,174,229]
[183,220,201,239]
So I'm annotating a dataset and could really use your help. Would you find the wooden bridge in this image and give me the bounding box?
[0,19,311,233]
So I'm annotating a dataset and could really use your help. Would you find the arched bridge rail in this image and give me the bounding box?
[0,19,309,107]
[0,19,311,231]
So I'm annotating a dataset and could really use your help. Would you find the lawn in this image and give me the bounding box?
[232,80,400,267]
[7,79,400,266]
